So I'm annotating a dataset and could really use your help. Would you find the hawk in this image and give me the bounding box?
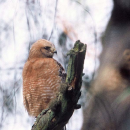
[23,39,66,117]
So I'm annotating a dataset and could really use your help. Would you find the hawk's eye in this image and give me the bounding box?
[44,46,50,50]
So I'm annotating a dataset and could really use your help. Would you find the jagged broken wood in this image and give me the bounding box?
[31,40,87,130]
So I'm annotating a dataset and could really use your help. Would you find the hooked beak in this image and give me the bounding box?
[53,50,57,54]
[51,48,57,54]
[52,48,57,54]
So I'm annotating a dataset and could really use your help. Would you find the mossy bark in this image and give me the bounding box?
[31,40,87,130]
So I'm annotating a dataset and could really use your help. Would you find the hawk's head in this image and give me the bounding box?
[28,39,57,59]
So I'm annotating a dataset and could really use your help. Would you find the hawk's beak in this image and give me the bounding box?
[53,50,57,54]
[51,48,57,54]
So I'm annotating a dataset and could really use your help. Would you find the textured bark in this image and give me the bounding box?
[31,40,86,130]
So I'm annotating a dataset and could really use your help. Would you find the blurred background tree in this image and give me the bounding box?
[81,0,130,130]
[0,0,113,130]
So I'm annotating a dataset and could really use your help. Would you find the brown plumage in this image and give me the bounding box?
[23,39,66,116]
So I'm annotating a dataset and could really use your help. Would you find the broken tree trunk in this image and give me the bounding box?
[31,40,87,130]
